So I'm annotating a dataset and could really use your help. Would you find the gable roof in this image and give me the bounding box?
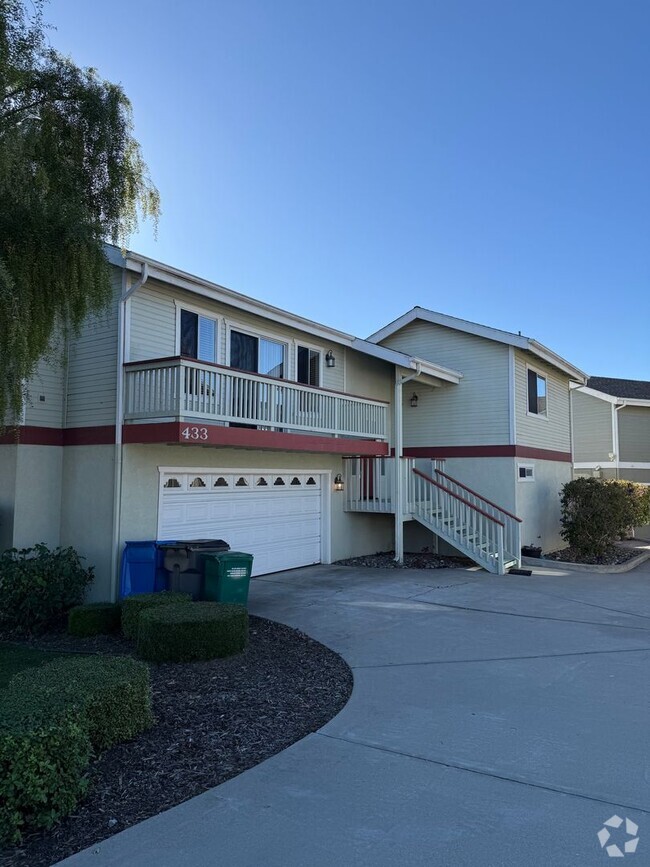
[367,306,587,382]
[587,377,650,401]
[107,246,462,386]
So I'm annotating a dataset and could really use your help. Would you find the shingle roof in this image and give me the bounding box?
[588,377,650,400]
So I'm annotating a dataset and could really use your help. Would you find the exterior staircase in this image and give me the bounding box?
[344,457,522,574]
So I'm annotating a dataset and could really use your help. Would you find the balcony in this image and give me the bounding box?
[123,357,389,442]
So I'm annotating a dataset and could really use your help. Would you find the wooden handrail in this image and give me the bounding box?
[123,355,390,405]
[412,468,505,526]
[434,468,523,522]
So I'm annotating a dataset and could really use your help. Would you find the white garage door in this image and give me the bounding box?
[158,469,324,576]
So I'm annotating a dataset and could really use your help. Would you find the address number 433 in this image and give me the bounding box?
[181,426,209,441]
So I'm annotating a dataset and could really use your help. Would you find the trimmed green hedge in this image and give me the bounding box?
[137,602,248,663]
[8,655,154,750]
[68,602,121,637]
[121,591,192,640]
[0,686,91,845]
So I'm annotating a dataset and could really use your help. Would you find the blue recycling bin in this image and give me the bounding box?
[119,541,169,598]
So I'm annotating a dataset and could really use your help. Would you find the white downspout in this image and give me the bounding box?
[614,401,626,481]
[394,363,421,564]
[109,262,149,601]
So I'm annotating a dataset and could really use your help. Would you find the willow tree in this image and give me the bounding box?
[0,0,160,422]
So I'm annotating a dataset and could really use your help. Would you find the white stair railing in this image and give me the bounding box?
[344,456,393,512]
[410,468,509,574]
[433,468,522,567]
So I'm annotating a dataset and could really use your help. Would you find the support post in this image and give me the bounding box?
[393,364,421,564]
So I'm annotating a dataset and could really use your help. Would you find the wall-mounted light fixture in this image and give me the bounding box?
[410,393,419,408]
[325,350,336,368]
[334,473,344,492]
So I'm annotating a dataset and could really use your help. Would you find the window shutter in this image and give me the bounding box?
[527,369,538,414]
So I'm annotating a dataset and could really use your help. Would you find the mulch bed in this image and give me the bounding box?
[335,550,472,569]
[1,616,352,867]
[544,546,639,566]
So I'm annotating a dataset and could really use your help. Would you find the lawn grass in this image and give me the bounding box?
[0,643,67,688]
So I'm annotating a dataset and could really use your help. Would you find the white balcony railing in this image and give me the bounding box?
[124,357,388,440]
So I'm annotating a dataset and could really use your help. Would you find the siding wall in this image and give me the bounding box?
[129,279,348,393]
[618,406,650,463]
[380,321,510,446]
[514,350,571,452]
[65,267,121,427]
[24,356,65,428]
[571,390,613,462]
[12,446,63,549]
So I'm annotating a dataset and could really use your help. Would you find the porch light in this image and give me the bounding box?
[334,473,344,492]
[410,393,419,408]
[326,350,336,368]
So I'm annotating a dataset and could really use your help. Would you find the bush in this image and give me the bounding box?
[8,655,154,751]
[68,602,121,637]
[137,602,248,663]
[0,687,91,844]
[560,477,649,557]
[121,591,192,640]
[0,544,93,634]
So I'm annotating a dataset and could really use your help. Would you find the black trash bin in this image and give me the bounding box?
[158,539,230,599]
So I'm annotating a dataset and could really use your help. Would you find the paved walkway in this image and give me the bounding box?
[60,560,650,866]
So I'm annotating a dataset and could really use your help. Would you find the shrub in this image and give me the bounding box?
[137,602,248,663]
[121,591,192,640]
[8,655,154,751]
[0,687,91,844]
[68,602,121,637]
[559,477,647,557]
[0,544,93,634]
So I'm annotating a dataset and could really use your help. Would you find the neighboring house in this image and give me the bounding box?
[571,377,650,485]
[0,251,585,599]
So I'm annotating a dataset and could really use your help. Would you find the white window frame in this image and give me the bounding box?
[295,342,324,388]
[526,364,549,420]
[517,463,535,482]
[225,323,290,380]
[174,301,219,363]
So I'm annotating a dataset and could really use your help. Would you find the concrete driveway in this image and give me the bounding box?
[60,560,650,866]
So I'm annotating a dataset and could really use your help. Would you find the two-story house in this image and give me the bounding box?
[0,248,586,600]
[571,377,650,485]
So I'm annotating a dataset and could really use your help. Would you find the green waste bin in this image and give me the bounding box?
[201,551,254,605]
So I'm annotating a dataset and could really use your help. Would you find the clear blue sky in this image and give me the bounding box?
[48,0,649,377]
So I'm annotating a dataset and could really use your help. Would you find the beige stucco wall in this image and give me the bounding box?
[118,444,393,585]
[0,445,17,550]
[60,445,115,602]
[12,446,63,549]
[515,458,570,552]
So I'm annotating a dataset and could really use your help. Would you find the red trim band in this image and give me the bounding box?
[122,422,389,455]
[401,445,572,463]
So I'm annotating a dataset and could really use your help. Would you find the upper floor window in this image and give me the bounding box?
[527,369,547,417]
[230,330,285,379]
[180,309,216,363]
[297,346,321,387]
